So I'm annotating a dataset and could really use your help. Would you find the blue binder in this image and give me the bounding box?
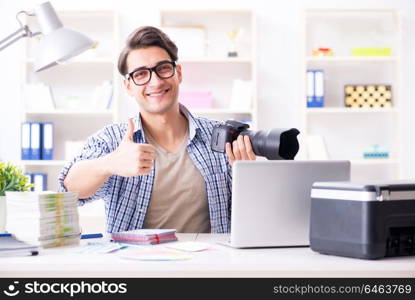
[21,122,31,160]
[306,70,314,106]
[41,122,53,160]
[306,69,325,108]
[30,122,41,160]
[314,70,325,107]
[33,173,47,192]
[24,173,33,191]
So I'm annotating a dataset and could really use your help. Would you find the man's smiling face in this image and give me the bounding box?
[124,46,182,115]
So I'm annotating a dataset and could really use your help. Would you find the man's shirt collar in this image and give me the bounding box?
[131,104,209,144]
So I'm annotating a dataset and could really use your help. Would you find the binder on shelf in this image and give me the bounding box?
[306,69,324,108]
[41,122,53,160]
[21,122,31,160]
[24,173,47,191]
[306,70,314,105]
[33,173,47,192]
[21,122,54,160]
[30,122,41,160]
[314,70,324,105]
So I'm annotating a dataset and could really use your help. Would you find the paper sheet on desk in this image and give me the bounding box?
[119,248,192,261]
[70,242,130,254]
[166,241,210,252]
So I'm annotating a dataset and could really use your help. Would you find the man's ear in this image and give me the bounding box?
[176,64,182,84]
[124,79,134,97]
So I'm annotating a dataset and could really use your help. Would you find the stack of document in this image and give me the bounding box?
[0,235,39,257]
[6,192,81,248]
[111,229,177,245]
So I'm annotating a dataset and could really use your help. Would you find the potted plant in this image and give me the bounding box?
[0,162,33,232]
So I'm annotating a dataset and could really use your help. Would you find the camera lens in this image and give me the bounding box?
[241,128,300,160]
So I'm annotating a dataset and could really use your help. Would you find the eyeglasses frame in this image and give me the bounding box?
[125,60,177,86]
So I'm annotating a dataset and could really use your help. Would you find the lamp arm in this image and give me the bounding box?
[0,27,28,51]
[0,10,41,52]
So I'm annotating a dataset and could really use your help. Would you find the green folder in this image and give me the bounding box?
[351,47,391,56]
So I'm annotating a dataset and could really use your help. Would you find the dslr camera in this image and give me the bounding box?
[211,120,300,160]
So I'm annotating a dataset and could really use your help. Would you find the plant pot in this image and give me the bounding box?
[0,196,6,233]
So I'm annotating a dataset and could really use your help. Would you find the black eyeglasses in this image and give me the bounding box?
[125,60,177,86]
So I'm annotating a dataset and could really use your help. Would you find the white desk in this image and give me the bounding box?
[1,234,414,278]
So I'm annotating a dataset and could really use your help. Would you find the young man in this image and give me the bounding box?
[59,26,256,234]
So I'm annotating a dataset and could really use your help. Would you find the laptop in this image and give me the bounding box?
[222,160,350,248]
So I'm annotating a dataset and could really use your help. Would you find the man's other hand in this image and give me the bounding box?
[225,135,257,166]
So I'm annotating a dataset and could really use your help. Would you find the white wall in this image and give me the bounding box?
[1,0,415,176]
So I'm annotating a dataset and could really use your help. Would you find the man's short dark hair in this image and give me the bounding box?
[118,26,178,76]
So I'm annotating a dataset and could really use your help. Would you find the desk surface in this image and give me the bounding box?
[1,234,414,278]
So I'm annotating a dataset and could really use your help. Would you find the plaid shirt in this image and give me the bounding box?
[58,105,232,233]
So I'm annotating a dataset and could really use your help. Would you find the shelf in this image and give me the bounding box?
[17,9,119,193]
[160,9,256,129]
[302,8,401,181]
[306,56,397,63]
[306,8,399,13]
[191,109,253,114]
[25,58,114,65]
[180,58,251,64]
[18,160,68,167]
[306,107,398,114]
[24,110,114,116]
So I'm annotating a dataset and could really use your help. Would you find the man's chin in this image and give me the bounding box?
[141,102,178,115]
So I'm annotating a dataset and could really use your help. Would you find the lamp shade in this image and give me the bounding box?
[34,27,95,72]
[33,2,96,72]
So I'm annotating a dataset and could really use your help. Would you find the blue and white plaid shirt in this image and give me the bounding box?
[58,105,232,233]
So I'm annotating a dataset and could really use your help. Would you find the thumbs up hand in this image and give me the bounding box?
[106,118,156,177]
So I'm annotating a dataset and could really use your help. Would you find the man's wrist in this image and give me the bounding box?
[98,153,113,177]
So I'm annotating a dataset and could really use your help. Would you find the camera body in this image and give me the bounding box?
[211,120,300,160]
[211,120,250,153]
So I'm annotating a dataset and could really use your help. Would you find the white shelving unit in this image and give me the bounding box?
[18,160,67,167]
[160,10,258,129]
[306,107,399,114]
[301,8,402,181]
[306,56,398,62]
[18,10,120,192]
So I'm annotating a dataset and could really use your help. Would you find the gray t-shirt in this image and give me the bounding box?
[143,128,211,233]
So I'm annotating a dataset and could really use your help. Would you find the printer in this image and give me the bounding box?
[310,181,415,259]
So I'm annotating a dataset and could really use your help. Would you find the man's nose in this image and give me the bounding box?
[148,70,164,86]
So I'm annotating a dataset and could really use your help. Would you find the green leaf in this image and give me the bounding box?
[0,162,32,194]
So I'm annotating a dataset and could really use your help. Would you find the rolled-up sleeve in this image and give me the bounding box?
[58,126,116,205]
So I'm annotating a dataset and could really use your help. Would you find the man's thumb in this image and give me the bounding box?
[123,118,134,141]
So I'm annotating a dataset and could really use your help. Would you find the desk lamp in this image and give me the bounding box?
[0,1,96,72]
